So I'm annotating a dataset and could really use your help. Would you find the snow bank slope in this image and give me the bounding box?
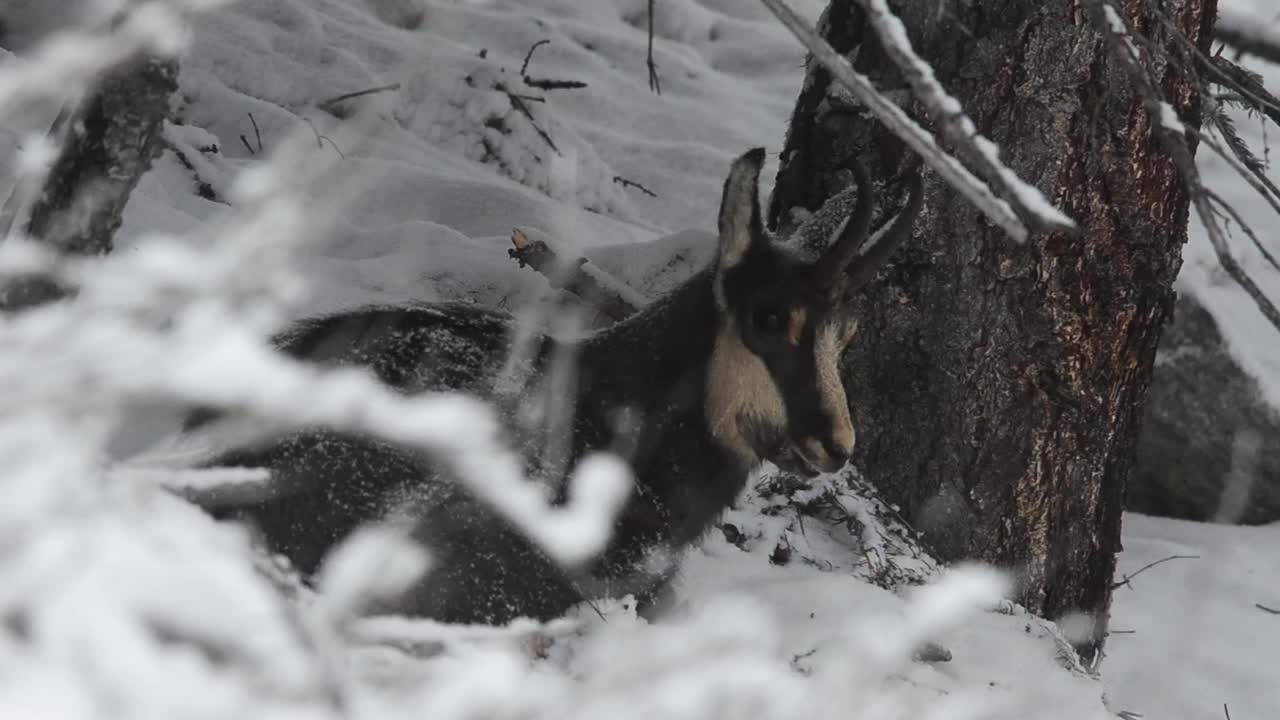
[1106,513,1280,720]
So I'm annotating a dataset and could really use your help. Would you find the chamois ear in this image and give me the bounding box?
[716,147,767,274]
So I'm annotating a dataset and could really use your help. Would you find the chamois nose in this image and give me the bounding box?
[824,440,852,466]
[797,437,849,474]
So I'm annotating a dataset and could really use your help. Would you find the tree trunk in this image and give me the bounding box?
[768,0,1214,662]
[0,53,177,311]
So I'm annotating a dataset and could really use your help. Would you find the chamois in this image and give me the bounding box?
[191,148,925,625]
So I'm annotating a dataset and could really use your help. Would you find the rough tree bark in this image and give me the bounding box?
[768,0,1214,662]
[0,53,177,311]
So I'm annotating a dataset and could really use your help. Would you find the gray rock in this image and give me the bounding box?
[1133,291,1280,524]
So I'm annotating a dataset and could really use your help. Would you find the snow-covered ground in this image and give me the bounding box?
[0,0,1277,718]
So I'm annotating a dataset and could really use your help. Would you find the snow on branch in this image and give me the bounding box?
[1085,0,1280,334]
[857,0,1078,235]
[760,0,1058,243]
[1215,6,1280,66]
[508,228,645,320]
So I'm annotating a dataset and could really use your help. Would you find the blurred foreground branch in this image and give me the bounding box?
[0,53,177,311]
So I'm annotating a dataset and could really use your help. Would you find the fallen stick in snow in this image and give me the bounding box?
[612,175,658,198]
[518,39,589,91]
[316,82,402,117]
[507,228,643,321]
[496,82,560,154]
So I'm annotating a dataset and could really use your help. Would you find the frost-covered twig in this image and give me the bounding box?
[857,0,1077,235]
[1215,6,1280,66]
[758,0,1033,242]
[508,228,644,320]
[1087,0,1280,335]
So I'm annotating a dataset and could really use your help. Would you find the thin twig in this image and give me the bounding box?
[1256,603,1280,615]
[248,112,262,153]
[240,112,263,155]
[301,117,346,158]
[647,0,662,94]
[316,82,402,116]
[521,39,550,76]
[498,83,560,154]
[758,0,1031,242]
[523,77,589,91]
[1223,703,1231,720]
[517,39,588,92]
[1202,186,1280,275]
[612,175,658,197]
[1110,554,1200,590]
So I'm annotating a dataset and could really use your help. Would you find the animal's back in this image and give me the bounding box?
[199,302,583,623]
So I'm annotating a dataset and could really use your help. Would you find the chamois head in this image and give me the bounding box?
[705,147,923,477]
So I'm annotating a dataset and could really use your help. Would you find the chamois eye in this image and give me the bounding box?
[751,306,785,334]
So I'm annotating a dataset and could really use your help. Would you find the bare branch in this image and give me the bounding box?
[757,0,1032,242]
[1257,603,1280,615]
[520,39,550,76]
[507,228,643,321]
[1202,187,1280,276]
[1198,130,1280,218]
[496,82,560,154]
[1215,7,1280,66]
[1110,554,1200,590]
[857,0,1078,235]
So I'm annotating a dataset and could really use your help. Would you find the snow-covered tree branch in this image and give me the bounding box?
[758,0,1078,242]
